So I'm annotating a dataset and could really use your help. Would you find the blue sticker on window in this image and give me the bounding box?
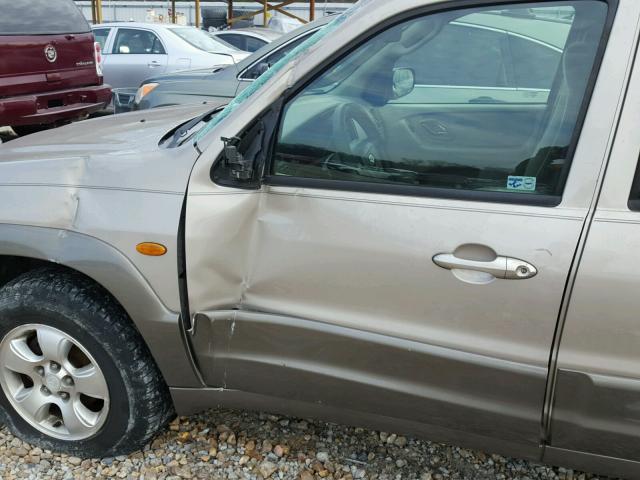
[507,176,537,191]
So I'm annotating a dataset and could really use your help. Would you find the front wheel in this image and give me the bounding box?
[0,268,174,457]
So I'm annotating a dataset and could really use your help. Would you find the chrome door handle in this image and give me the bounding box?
[148,61,161,67]
[433,253,537,280]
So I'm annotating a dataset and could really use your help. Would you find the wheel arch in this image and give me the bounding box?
[0,223,201,388]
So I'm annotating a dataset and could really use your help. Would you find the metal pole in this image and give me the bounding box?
[171,0,176,23]
[263,0,268,27]
[195,0,201,27]
[228,0,233,25]
[96,0,103,23]
[310,0,315,21]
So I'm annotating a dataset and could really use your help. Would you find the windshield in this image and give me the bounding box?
[195,0,374,142]
[0,0,90,35]
[170,27,238,54]
[308,40,378,93]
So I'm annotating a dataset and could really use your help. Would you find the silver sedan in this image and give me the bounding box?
[92,22,250,89]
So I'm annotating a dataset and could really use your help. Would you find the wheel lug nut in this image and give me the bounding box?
[49,362,60,372]
[63,376,74,387]
[35,366,45,376]
[40,386,50,395]
[59,392,69,400]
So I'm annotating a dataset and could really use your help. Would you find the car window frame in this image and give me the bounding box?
[627,160,640,211]
[92,27,112,52]
[237,28,322,82]
[259,0,617,208]
[111,27,167,55]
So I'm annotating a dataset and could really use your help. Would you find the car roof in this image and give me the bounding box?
[93,22,196,31]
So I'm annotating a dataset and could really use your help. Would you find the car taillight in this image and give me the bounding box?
[94,42,103,77]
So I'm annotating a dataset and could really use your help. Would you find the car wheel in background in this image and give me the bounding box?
[10,125,47,137]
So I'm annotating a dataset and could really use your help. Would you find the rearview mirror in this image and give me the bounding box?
[392,68,415,99]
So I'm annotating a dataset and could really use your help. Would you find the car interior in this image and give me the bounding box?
[114,29,165,55]
[272,2,607,198]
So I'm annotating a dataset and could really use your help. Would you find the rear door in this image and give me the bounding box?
[102,28,168,89]
[547,13,640,470]
[0,0,99,97]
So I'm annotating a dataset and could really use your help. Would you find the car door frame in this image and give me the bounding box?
[104,26,169,88]
[92,26,114,55]
[541,3,640,475]
[179,0,628,468]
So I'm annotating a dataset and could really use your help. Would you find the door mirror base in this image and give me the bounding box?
[211,99,284,190]
[221,136,254,181]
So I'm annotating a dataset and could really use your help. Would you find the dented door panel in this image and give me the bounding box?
[183,0,627,463]
[185,182,586,448]
[192,309,546,450]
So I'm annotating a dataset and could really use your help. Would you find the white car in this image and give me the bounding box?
[209,27,282,52]
[92,22,249,89]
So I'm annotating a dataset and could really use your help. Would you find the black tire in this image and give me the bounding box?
[0,267,174,457]
[10,125,47,137]
[201,6,228,30]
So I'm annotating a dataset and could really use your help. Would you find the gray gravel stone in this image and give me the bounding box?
[0,409,616,479]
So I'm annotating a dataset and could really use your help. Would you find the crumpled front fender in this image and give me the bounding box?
[0,223,201,388]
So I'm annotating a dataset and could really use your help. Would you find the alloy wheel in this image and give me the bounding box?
[0,324,110,440]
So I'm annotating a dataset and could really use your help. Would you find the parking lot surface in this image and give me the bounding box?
[0,409,605,480]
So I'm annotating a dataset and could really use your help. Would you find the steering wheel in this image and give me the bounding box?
[328,102,387,171]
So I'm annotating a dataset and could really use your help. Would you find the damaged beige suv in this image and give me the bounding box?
[1,0,640,477]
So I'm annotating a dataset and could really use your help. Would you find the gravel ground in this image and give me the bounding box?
[0,408,611,480]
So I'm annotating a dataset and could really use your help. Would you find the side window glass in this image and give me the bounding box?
[397,24,510,88]
[114,29,166,55]
[243,33,312,80]
[93,28,110,51]
[245,36,267,52]
[509,34,563,89]
[218,33,245,50]
[272,2,607,200]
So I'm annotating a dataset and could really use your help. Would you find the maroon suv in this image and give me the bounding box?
[0,0,112,135]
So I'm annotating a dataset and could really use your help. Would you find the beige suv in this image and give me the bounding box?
[0,0,638,477]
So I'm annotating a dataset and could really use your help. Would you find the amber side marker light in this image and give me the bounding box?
[136,242,167,256]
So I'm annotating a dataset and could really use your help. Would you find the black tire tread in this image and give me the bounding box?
[0,267,174,456]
